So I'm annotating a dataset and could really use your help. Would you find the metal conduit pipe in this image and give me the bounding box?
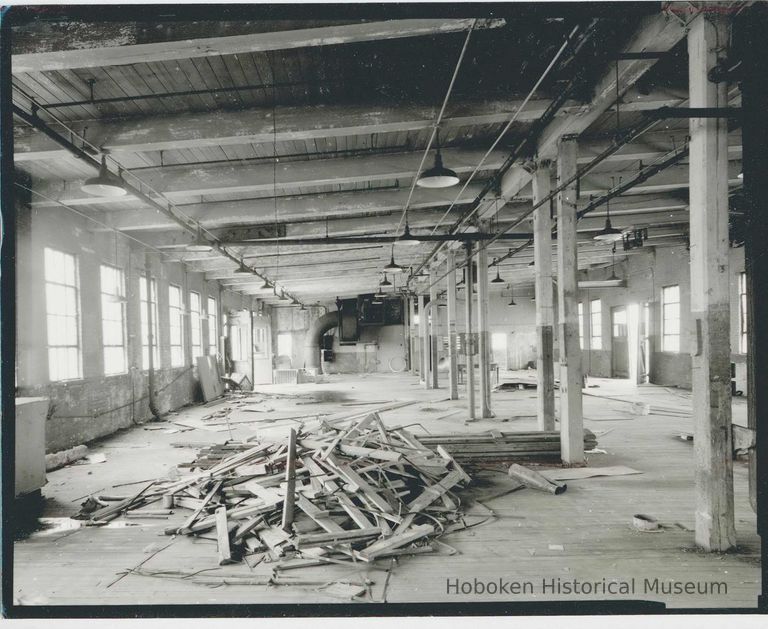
[11,103,306,307]
[144,253,162,421]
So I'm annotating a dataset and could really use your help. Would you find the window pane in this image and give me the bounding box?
[104,347,126,375]
[63,254,76,286]
[171,347,184,367]
[46,284,66,315]
[45,248,64,283]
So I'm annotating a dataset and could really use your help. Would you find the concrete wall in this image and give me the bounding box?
[269,304,328,369]
[15,198,254,452]
[576,245,746,389]
[409,244,746,391]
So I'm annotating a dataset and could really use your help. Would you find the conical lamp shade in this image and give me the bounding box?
[81,157,127,197]
[416,150,459,188]
[593,217,622,242]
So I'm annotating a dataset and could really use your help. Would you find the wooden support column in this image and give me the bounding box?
[688,13,735,552]
[740,2,768,524]
[532,162,556,430]
[418,293,427,385]
[446,251,459,400]
[408,296,417,374]
[429,265,440,389]
[464,243,476,421]
[476,225,493,418]
[556,136,584,464]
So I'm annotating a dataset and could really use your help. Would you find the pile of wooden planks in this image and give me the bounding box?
[76,412,473,566]
[417,429,598,462]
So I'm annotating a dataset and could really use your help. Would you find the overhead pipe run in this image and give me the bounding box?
[416,117,697,294]
[223,233,533,247]
[409,21,597,282]
[12,101,307,308]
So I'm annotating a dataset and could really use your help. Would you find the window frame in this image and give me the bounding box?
[44,247,82,382]
[140,274,160,370]
[189,290,202,361]
[277,332,293,358]
[168,284,185,368]
[589,298,602,350]
[661,284,681,353]
[100,263,128,376]
[577,302,584,349]
[207,296,219,357]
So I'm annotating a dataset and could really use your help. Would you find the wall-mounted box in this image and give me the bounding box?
[15,397,48,497]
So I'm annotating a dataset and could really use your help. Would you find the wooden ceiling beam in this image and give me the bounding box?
[27,147,506,207]
[12,18,505,73]
[13,90,689,162]
[88,185,487,232]
[469,11,695,224]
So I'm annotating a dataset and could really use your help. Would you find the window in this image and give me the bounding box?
[277,333,293,357]
[612,308,627,337]
[590,299,602,350]
[207,296,218,356]
[254,327,268,358]
[577,302,584,349]
[661,285,680,352]
[100,265,127,375]
[169,284,185,367]
[140,275,159,369]
[44,247,81,381]
[739,272,747,354]
[189,291,202,361]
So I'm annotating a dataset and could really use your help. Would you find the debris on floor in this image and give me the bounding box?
[632,513,660,532]
[508,463,567,495]
[415,429,598,462]
[45,444,89,471]
[74,412,501,576]
[540,465,642,481]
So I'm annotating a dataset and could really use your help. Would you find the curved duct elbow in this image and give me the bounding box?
[304,311,339,369]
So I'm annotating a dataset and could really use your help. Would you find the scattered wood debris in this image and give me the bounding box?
[416,429,598,462]
[75,412,482,572]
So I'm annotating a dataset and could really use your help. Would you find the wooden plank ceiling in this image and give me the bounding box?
[10,7,744,303]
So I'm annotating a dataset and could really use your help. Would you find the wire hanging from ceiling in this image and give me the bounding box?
[391,19,478,240]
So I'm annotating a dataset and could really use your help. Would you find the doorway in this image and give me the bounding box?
[641,302,651,382]
[251,313,272,385]
[491,332,508,369]
[611,306,629,378]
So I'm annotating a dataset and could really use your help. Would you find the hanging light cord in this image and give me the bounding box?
[426,24,581,242]
[392,19,477,240]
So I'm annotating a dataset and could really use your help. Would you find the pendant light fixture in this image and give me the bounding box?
[279,289,289,301]
[490,259,505,283]
[384,244,403,273]
[186,224,213,252]
[416,129,459,189]
[81,156,128,197]
[260,278,272,290]
[380,273,392,287]
[507,284,517,307]
[234,259,250,273]
[398,220,422,246]
[593,196,622,242]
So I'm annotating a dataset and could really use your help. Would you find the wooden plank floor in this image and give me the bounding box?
[13,373,760,608]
